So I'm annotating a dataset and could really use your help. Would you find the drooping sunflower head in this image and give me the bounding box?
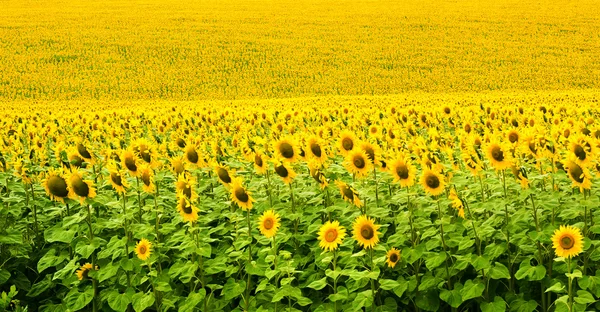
[318,220,346,252]
[389,157,415,188]
[273,160,296,185]
[76,263,96,281]
[306,135,327,164]
[570,135,594,166]
[121,149,139,176]
[274,137,298,163]
[170,155,186,177]
[133,138,157,166]
[43,168,69,203]
[344,149,372,179]
[386,248,401,268]
[68,147,85,168]
[68,169,96,203]
[176,173,196,201]
[185,144,200,165]
[230,177,254,211]
[214,164,233,186]
[352,215,380,249]
[563,159,592,191]
[139,164,155,194]
[334,180,362,207]
[253,152,268,175]
[135,238,152,261]
[176,195,199,223]
[309,163,328,189]
[107,161,127,194]
[485,142,512,170]
[360,141,381,167]
[420,169,446,197]
[551,225,584,259]
[258,210,281,238]
[338,130,357,156]
[76,142,93,161]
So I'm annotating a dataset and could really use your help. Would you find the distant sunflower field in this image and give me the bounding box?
[0,91,599,312]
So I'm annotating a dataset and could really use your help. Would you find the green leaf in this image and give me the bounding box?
[0,229,22,244]
[545,282,566,293]
[222,278,245,301]
[306,277,328,290]
[379,279,400,290]
[178,289,206,312]
[26,275,52,297]
[416,290,440,311]
[38,249,67,273]
[481,296,506,312]
[44,225,76,244]
[0,269,11,285]
[97,261,120,283]
[132,291,155,312]
[460,280,484,301]
[574,290,596,304]
[510,298,538,312]
[425,252,447,270]
[106,290,131,312]
[471,255,491,271]
[393,279,408,298]
[489,262,510,279]
[64,287,94,311]
[440,288,463,308]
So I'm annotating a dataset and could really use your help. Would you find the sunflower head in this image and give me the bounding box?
[122,149,139,176]
[335,180,362,207]
[485,142,512,170]
[215,165,233,186]
[420,169,446,197]
[43,169,69,202]
[185,145,200,165]
[390,157,415,187]
[352,215,380,249]
[274,138,297,162]
[135,238,152,261]
[273,160,296,185]
[309,164,328,189]
[231,177,254,211]
[107,162,127,194]
[76,263,97,281]
[338,131,356,156]
[177,196,199,223]
[563,159,592,191]
[344,149,372,179]
[258,210,281,238]
[68,169,96,203]
[170,156,186,176]
[386,248,401,268]
[318,220,347,252]
[139,164,155,194]
[551,225,584,259]
[253,152,267,175]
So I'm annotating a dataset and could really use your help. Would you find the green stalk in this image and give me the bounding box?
[373,167,379,209]
[86,204,98,312]
[153,181,161,273]
[567,258,573,311]
[369,248,376,312]
[266,169,273,208]
[332,249,337,312]
[273,235,278,312]
[245,209,252,311]
[136,177,142,223]
[501,170,513,292]
[436,199,452,290]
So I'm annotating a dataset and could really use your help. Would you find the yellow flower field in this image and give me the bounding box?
[1,0,600,312]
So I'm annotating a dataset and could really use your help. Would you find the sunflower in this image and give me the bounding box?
[175,172,197,201]
[135,238,152,261]
[258,210,281,238]
[420,169,446,196]
[306,135,328,165]
[511,165,529,189]
[389,157,416,187]
[274,160,296,185]
[506,129,520,145]
[121,149,140,177]
[185,144,201,167]
[570,135,595,167]
[344,149,372,179]
[176,196,199,223]
[43,168,69,203]
[170,155,187,177]
[335,180,362,207]
[309,163,328,189]
[76,142,93,163]
[318,220,346,251]
[386,248,401,268]
[139,164,155,194]
[274,137,298,163]
[563,158,592,191]
[76,263,97,281]
[352,215,380,249]
[551,225,584,259]
[338,130,357,156]
[214,164,234,186]
[67,147,85,168]
[107,161,128,194]
[360,141,382,167]
[133,138,159,168]
[253,152,268,175]
[230,177,255,211]
[485,142,512,170]
[67,169,96,204]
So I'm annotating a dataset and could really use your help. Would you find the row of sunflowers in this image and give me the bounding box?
[1,93,600,311]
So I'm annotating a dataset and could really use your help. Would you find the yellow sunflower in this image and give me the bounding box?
[344,149,372,179]
[337,130,357,156]
[485,142,512,171]
[67,147,85,168]
[511,165,529,189]
[107,161,128,194]
[335,180,362,207]
[253,152,268,175]
[76,142,94,164]
[274,137,298,163]
[214,164,234,187]
[67,169,96,204]
[309,163,328,190]
[135,238,152,261]
[175,173,197,201]
[318,220,346,252]
[139,164,155,194]
[170,155,187,177]
[306,135,328,165]
[570,135,595,167]
[420,169,446,197]
[258,210,281,238]
[76,263,97,281]
[121,149,140,177]
[230,177,255,211]
[360,141,382,167]
[389,157,416,187]
[43,168,69,203]
[352,215,380,249]
[273,160,296,185]
[563,158,592,191]
[176,196,199,223]
[386,248,401,268]
[185,144,201,167]
[551,225,584,259]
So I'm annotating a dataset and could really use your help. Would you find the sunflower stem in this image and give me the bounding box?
[528,193,546,311]
[436,199,452,290]
[501,170,514,292]
[273,235,278,312]
[567,258,573,311]
[407,187,415,247]
[122,193,131,288]
[135,177,142,223]
[245,209,252,311]
[325,187,331,221]
[28,183,39,242]
[153,181,161,274]
[369,248,376,312]
[266,169,273,208]
[86,204,98,312]
[332,249,337,312]
[373,167,379,210]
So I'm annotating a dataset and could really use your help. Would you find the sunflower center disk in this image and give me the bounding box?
[342,138,353,151]
[125,157,137,172]
[560,235,574,249]
[235,188,249,202]
[509,133,518,143]
[396,165,409,179]
[426,175,440,189]
[217,168,231,183]
[263,219,273,230]
[342,187,354,200]
[310,143,322,157]
[254,154,263,167]
[361,225,374,240]
[183,203,193,214]
[574,145,586,160]
[186,149,199,163]
[390,254,399,262]
[139,246,147,254]
[72,177,90,197]
[48,176,69,197]
[569,165,584,183]
[111,173,123,186]
[275,165,288,178]
[491,147,504,161]
[325,229,337,242]
[279,143,294,158]
[353,156,365,169]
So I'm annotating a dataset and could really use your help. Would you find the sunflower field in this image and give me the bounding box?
[2,0,600,311]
